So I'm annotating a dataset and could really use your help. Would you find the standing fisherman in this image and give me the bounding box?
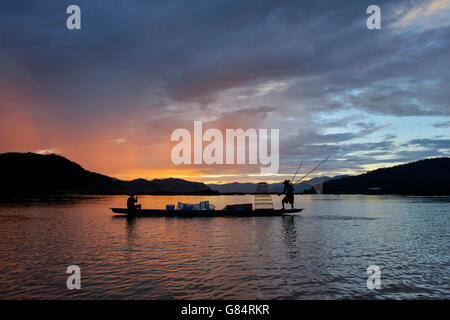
[278,162,301,210]
[279,180,294,210]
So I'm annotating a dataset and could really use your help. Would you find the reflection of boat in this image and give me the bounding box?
[110,208,303,217]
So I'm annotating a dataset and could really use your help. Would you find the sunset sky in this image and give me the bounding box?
[0,0,449,183]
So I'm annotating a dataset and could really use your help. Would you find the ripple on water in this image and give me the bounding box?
[0,195,448,299]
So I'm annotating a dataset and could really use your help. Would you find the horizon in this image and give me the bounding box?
[0,1,449,183]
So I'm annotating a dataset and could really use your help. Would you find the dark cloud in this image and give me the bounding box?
[433,120,450,128]
[408,138,450,149]
[2,0,448,115]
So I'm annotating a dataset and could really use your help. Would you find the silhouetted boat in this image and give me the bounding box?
[110,208,303,217]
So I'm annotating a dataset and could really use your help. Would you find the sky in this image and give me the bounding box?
[0,0,449,183]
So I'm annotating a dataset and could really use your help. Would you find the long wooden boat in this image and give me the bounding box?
[111,208,303,217]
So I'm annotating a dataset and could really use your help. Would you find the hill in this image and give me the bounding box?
[0,153,214,197]
[320,158,450,195]
[2,153,448,197]
[208,175,348,194]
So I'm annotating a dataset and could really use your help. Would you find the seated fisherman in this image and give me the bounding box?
[127,194,142,210]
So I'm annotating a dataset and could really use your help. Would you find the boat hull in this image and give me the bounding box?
[111,208,303,217]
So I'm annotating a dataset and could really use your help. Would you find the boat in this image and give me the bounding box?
[110,207,303,217]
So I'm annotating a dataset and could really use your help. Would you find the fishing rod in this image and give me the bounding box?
[290,162,302,183]
[293,156,329,185]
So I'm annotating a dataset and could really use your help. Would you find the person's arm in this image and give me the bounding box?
[279,184,287,196]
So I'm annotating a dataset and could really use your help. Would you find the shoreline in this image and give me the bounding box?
[1,193,450,203]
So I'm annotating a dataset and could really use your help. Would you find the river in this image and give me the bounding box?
[0,194,448,299]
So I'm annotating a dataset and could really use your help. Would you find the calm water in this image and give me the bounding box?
[0,195,448,299]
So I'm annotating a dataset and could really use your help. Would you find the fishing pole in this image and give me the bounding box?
[293,156,329,185]
[290,162,302,183]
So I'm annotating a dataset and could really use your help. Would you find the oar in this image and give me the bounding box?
[293,156,329,185]
[290,162,302,183]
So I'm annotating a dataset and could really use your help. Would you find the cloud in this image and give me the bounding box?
[0,0,448,181]
[35,148,61,155]
[390,0,450,30]
[108,138,127,144]
[408,138,450,149]
[433,120,450,128]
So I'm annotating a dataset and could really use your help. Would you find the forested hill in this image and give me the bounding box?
[0,153,214,196]
[321,158,450,195]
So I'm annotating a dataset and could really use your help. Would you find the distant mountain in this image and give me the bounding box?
[320,158,450,195]
[0,153,215,197]
[208,175,348,194]
[3,153,448,197]
[126,178,213,194]
[207,182,259,194]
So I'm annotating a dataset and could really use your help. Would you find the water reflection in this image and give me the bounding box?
[125,217,137,242]
[282,216,297,247]
[0,194,448,299]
